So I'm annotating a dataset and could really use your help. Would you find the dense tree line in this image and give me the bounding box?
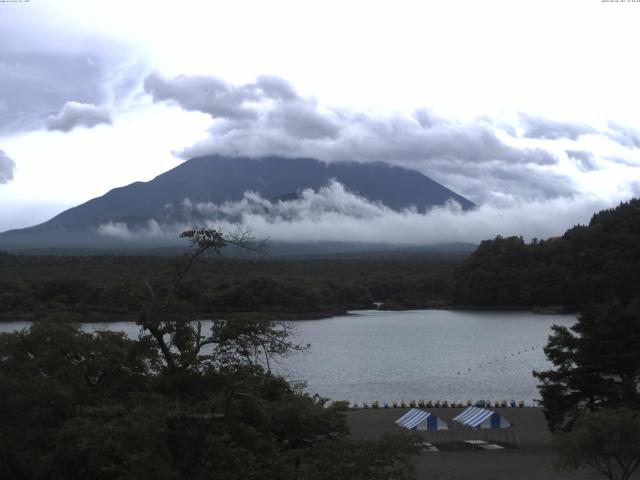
[2,200,640,321]
[0,251,460,321]
[451,199,640,309]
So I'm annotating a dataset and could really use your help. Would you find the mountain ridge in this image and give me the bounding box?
[0,155,475,250]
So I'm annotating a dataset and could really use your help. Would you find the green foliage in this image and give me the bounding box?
[534,300,640,432]
[0,250,460,321]
[0,310,412,479]
[302,434,420,480]
[554,408,640,480]
[0,323,163,479]
[451,199,640,308]
[0,228,418,480]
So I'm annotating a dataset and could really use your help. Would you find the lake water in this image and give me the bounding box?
[0,310,575,404]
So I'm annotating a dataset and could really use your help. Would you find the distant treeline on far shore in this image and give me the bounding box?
[1,198,639,321]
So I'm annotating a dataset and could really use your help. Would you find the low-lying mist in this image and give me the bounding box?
[98,180,627,246]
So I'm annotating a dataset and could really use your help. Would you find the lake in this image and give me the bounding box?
[0,309,575,404]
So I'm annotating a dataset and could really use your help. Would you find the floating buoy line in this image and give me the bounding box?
[325,399,529,409]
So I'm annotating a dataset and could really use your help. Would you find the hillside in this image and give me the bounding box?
[0,155,475,250]
[450,198,640,309]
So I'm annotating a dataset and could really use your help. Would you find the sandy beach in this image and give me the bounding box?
[346,407,614,480]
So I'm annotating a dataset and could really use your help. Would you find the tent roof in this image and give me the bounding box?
[395,408,448,431]
[453,406,512,429]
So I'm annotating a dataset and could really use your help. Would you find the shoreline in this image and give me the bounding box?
[0,308,350,323]
[0,305,579,324]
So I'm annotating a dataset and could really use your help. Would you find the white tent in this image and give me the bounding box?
[453,406,512,429]
[395,408,449,431]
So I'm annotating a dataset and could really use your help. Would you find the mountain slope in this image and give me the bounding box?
[0,156,475,249]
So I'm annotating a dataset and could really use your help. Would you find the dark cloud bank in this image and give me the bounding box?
[144,72,580,204]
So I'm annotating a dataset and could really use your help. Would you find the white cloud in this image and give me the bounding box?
[3,0,640,238]
[519,114,597,141]
[0,149,16,184]
[96,221,132,239]
[566,150,598,172]
[195,181,395,221]
[97,218,163,239]
[607,122,640,149]
[97,180,637,246]
[0,10,144,136]
[45,101,113,132]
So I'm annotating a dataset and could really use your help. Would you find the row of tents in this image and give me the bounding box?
[395,406,512,431]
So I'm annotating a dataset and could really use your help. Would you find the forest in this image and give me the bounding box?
[0,251,460,322]
[0,229,421,479]
[450,199,640,309]
[2,200,640,321]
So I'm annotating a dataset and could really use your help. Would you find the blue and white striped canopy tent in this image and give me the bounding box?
[395,409,449,431]
[453,407,512,429]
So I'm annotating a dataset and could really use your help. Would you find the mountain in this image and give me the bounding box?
[0,155,475,250]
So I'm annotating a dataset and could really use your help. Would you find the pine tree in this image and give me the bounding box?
[534,299,640,432]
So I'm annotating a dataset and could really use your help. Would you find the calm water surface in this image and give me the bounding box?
[277,310,575,404]
[0,310,575,403]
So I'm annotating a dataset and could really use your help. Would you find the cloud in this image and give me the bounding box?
[436,163,576,205]
[0,12,144,135]
[143,73,303,122]
[253,74,299,101]
[606,156,640,168]
[144,72,570,204]
[150,72,556,167]
[519,113,596,140]
[266,101,341,140]
[97,180,635,246]
[607,122,640,149]
[194,181,390,221]
[228,194,606,245]
[97,218,163,239]
[0,149,16,184]
[181,114,565,202]
[566,150,598,171]
[45,101,112,132]
[144,72,260,120]
[0,52,109,134]
[96,221,132,239]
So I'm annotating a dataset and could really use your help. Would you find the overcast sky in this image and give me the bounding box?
[1,0,639,242]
